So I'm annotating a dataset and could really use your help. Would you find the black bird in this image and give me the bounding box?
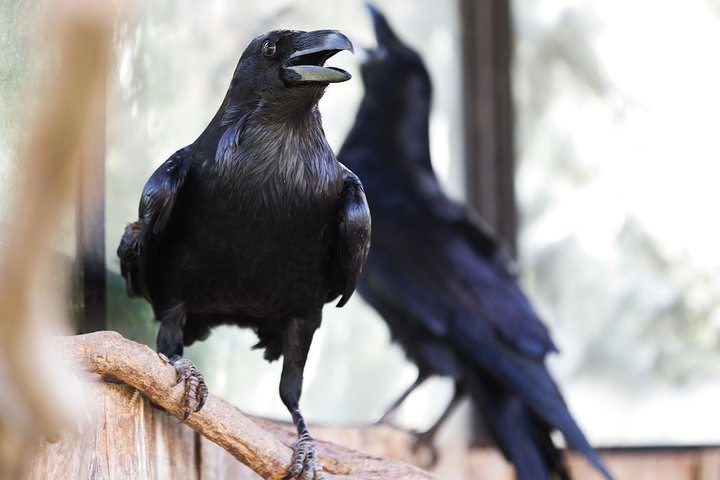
[118,29,371,479]
[337,6,612,480]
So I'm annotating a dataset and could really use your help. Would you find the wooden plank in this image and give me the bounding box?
[28,380,720,480]
[699,448,720,480]
[568,449,699,480]
[28,384,259,480]
[467,447,720,480]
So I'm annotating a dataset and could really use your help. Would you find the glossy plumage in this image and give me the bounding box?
[338,6,612,480]
[118,29,370,479]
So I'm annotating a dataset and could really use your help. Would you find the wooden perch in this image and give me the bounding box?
[55,331,436,480]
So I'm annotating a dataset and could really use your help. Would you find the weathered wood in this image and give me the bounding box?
[28,384,260,480]
[30,339,720,479]
[567,448,702,480]
[467,447,720,480]
[52,332,436,480]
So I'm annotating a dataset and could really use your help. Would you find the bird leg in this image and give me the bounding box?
[375,371,430,424]
[156,303,208,420]
[285,409,322,480]
[411,382,464,467]
[280,316,323,480]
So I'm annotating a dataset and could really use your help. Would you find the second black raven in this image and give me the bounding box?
[338,6,612,480]
[118,29,371,479]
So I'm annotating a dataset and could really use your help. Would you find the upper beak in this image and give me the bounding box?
[367,3,400,47]
[285,30,354,84]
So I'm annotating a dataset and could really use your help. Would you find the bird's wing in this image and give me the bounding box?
[457,204,519,275]
[330,165,372,307]
[141,148,193,235]
[361,239,611,479]
[448,236,558,359]
[117,148,192,298]
[359,249,451,337]
[427,195,558,359]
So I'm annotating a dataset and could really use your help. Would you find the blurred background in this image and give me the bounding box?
[2,0,720,453]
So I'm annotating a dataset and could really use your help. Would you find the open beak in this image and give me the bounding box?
[285,30,354,84]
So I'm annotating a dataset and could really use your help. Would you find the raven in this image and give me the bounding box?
[337,6,612,480]
[118,29,371,479]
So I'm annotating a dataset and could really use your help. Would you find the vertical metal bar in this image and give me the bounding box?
[460,0,517,252]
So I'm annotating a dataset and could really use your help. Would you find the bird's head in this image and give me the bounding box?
[360,4,432,106]
[226,29,353,114]
[342,4,434,173]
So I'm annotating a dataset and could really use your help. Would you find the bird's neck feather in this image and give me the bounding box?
[212,100,337,194]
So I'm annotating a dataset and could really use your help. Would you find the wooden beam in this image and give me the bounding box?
[459,0,517,251]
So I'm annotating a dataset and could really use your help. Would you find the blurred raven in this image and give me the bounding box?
[118,29,371,479]
[337,6,612,480]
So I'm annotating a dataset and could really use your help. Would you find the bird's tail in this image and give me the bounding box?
[467,374,570,480]
[453,322,614,479]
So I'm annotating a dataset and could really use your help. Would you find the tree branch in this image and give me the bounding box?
[55,331,436,480]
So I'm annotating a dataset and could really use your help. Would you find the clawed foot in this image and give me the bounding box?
[411,430,439,468]
[284,433,324,480]
[159,353,209,420]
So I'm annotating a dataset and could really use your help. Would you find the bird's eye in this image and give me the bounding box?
[261,39,277,58]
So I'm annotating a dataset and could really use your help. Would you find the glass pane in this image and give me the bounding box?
[1,2,32,226]
[106,0,462,426]
[513,0,720,445]
[0,2,78,310]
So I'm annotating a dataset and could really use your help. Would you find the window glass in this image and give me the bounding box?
[514,0,720,444]
[1,2,34,227]
[0,1,77,284]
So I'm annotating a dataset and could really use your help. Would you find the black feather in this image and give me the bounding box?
[117,29,368,478]
[338,6,612,480]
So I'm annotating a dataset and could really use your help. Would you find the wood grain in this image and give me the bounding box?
[51,331,436,480]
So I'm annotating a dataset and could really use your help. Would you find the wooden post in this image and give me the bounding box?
[459,0,517,252]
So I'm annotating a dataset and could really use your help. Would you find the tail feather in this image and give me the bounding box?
[468,375,570,480]
[453,324,614,479]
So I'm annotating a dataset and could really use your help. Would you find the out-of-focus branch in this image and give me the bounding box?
[56,331,436,480]
[0,1,114,477]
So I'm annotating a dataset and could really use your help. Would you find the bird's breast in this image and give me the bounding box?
[163,146,343,317]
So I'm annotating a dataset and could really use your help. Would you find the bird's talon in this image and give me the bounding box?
[284,435,322,480]
[196,382,209,411]
[165,355,208,419]
[283,465,302,480]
